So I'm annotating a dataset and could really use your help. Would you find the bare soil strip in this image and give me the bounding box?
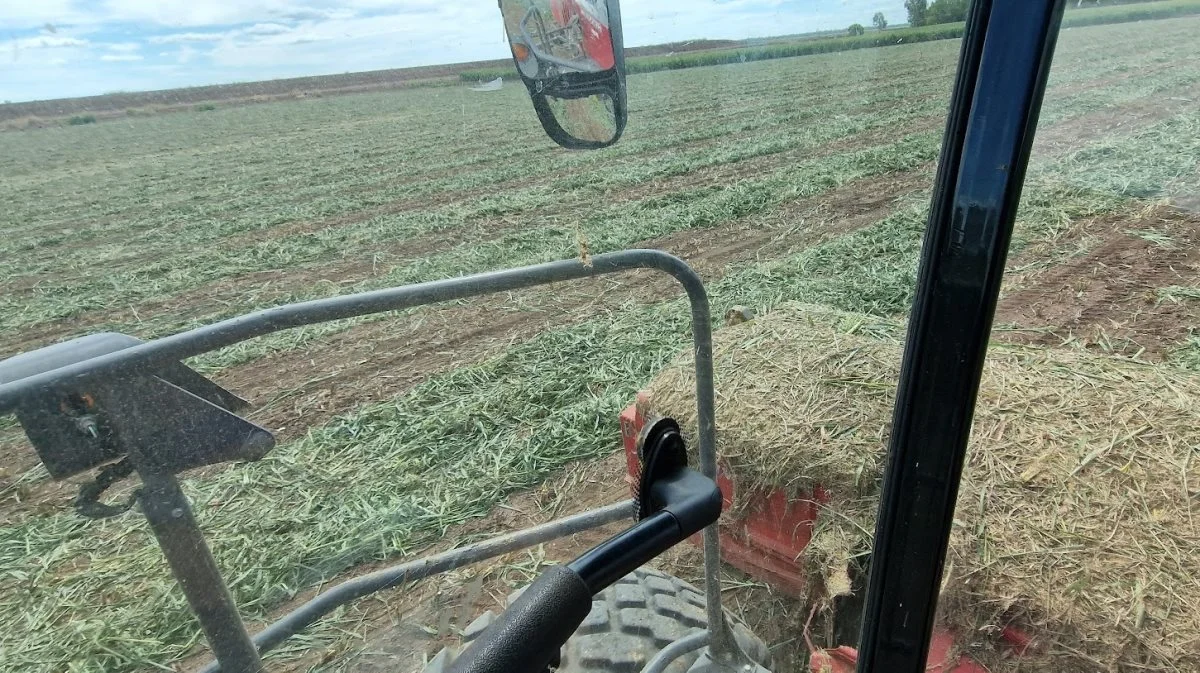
[996,205,1200,357]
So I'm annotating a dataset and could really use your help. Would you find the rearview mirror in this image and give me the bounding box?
[499,0,627,149]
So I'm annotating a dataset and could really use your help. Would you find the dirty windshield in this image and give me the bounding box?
[1,1,1198,673]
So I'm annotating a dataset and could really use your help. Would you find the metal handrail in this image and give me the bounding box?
[1,249,741,669]
[198,502,633,673]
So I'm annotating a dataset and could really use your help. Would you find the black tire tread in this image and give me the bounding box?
[425,566,769,673]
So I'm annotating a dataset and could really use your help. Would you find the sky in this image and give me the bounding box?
[0,0,904,103]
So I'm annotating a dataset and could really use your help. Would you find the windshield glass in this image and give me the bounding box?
[1,2,1197,672]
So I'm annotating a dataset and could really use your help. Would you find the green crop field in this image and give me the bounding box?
[1,14,1199,673]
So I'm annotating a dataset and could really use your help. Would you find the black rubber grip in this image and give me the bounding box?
[448,565,593,673]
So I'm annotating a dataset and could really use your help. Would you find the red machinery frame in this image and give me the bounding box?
[620,398,1036,673]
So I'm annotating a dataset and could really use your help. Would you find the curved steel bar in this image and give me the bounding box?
[0,249,734,662]
[0,251,708,422]
[639,630,710,673]
[199,501,633,673]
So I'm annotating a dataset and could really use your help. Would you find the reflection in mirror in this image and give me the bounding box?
[502,0,616,78]
[546,93,618,144]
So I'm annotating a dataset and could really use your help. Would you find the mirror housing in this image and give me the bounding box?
[499,0,627,149]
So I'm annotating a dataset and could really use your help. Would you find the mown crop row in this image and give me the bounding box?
[3,18,1195,349]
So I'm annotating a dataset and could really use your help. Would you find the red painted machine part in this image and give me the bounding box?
[620,398,819,597]
[807,630,990,673]
[619,399,1032,671]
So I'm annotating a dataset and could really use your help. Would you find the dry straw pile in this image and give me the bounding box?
[646,304,1200,671]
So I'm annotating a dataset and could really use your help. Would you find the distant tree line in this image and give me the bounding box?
[849,11,888,34]
[906,0,1178,26]
[904,0,969,26]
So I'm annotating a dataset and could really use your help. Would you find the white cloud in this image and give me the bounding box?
[343,0,441,10]
[1,0,95,30]
[272,7,356,22]
[97,0,360,28]
[107,42,142,52]
[0,32,91,78]
[149,32,227,44]
[5,35,89,50]
[101,0,291,28]
[207,5,504,72]
[244,22,293,36]
[100,53,144,62]
[177,45,199,64]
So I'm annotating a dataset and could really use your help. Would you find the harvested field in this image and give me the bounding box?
[1,13,1199,673]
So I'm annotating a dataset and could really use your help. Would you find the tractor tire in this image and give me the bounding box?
[423,566,770,673]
